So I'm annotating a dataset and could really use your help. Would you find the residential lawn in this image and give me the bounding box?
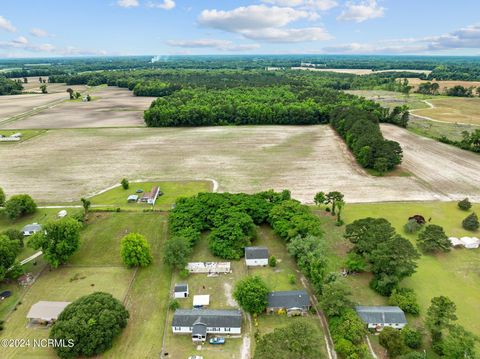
[0,129,46,143]
[89,180,212,211]
[1,266,133,359]
[327,201,480,354]
[105,213,172,358]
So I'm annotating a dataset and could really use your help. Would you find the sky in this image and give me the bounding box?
[1,0,480,58]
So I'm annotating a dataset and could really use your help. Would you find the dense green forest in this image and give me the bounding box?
[0,76,23,95]
[2,55,480,80]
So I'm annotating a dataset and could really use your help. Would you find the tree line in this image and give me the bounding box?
[0,76,23,95]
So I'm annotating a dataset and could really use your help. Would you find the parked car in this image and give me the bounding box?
[209,337,225,345]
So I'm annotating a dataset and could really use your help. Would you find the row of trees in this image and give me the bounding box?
[0,76,23,95]
[438,129,480,154]
[415,81,480,97]
[330,107,404,173]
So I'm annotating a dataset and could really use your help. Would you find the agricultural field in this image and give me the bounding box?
[1,87,155,129]
[405,78,480,93]
[292,68,431,75]
[1,125,479,206]
[15,77,87,94]
[0,211,172,359]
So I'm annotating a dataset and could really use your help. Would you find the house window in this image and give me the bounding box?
[225,328,230,332]
[174,327,181,331]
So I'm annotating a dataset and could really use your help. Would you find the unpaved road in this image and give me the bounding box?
[0,125,478,204]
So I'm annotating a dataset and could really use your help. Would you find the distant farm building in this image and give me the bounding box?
[245,247,269,267]
[140,186,160,205]
[0,133,22,142]
[193,295,210,308]
[267,290,310,316]
[460,236,480,249]
[27,301,71,325]
[127,194,139,203]
[172,309,242,342]
[22,223,42,236]
[355,306,407,330]
[57,210,67,218]
[174,284,189,299]
[187,262,231,274]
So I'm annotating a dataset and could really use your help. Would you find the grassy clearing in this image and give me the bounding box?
[346,90,433,110]
[89,180,212,211]
[0,129,46,143]
[1,266,133,359]
[408,116,480,141]
[337,202,480,351]
[413,97,480,125]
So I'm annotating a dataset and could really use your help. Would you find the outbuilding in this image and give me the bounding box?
[193,295,210,308]
[127,194,139,203]
[460,237,480,249]
[172,309,242,342]
[245,247,269,267]
[26,301,71,325]
[267,290,310,316]
[57,210,67,218]
[22,223,42,236]
[355,306,407,330]
[174,283,189,299]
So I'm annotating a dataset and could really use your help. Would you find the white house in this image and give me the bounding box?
[460,237,480,249]
[172,309,242,342]
[245,247,269,267]
[22,223,42,236]
[193,295,210,308]
[355,306,407,330]
[174,284,189,299]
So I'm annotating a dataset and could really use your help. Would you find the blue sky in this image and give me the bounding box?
[1,0,480,57]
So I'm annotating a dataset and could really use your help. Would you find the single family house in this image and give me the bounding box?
[27,301,71,325]
[267,290,310,316]
[22,223,42,236]
[245,247,269,267]
[172,309,242,342]
[355,306,407,330]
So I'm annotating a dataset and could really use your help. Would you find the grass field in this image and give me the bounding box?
[408,116,480,141]
[90,180,213,211]
[346,90,433,110]
[413,97,480,125]
[0,211,173,359]
[324,201,480,354]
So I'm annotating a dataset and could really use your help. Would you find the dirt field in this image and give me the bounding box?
[1,87,155,129]
[412,97,480,125]
[406,78,480,92]
[15,76,87,94]
[0,125,478,204]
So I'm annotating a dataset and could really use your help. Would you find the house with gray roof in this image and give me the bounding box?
[355,306,407,330]
[172,309,242,342]
[22,223,42,236]
[267,290,310,316]
[27,301,71,325]
[245,247,269,266]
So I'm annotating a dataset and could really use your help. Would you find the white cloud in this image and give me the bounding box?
[12,36,28,45]
[242,27,332,42]
[262,0,338,11]
[0,15,16,32]
[337,0,384,23]
[167,38,260,51]
[117,0,139,8]
[147,0,175,10]
[323,24,480,54]
[30,28,49,37]
[198,5,331,43]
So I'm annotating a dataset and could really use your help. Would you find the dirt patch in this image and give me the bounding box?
[241,335,251,359]
[0,125,478,204]
[224,282,237,307]
[2,87,154,129]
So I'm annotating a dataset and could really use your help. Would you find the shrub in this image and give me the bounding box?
[462,212,479,231]
[401,326,422,349]
[233,276,269,314]
[2,228,24,247]
[379,327,405,358]
[388,288,420,315]
[120,233,153,268]
[404,218,422,234]
[120,178,129,190]
[399,352,424,359]
[345,252,366,273]
[268,255,277,267]
[0,187,5,207]
[288,274,296,284]
[169,299,180,311]
[458,198,472,211]
[49,292,129,359]
[4,194,37,220]
[417,224,451,254]
[179,268,189,279]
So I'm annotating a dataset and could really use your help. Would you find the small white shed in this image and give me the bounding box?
[460,237,480,249]
[174,284,189,299]
[245,247,269,267]
[193,295,210,308]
